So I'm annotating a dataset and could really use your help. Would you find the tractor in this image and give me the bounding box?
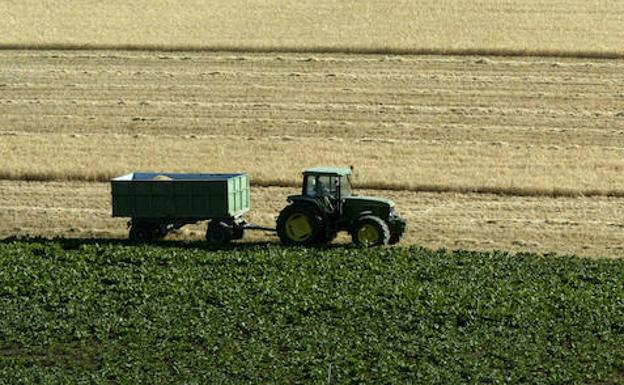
[276,167,406,246]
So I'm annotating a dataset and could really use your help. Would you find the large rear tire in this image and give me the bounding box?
[276,204,323,246]
[352,216,390,247]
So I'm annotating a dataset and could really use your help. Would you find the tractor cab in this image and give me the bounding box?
[301,167,352,213]
[276,166,407,247]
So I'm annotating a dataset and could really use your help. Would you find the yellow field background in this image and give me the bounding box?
[1,2,624,257]
[2,0,624,56]
[2,52,623,196]
[2,50,624,257]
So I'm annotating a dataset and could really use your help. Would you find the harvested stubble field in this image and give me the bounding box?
[1,50,624,257]
[2,0,624,57]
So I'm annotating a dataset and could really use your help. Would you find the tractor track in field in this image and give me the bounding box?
[3,44,624,60]
[2,171,624,199]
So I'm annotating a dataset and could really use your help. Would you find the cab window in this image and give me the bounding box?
[305,175,317,197]
[305,175,338,199]
[317,175,338,199]
[340,175,352,197]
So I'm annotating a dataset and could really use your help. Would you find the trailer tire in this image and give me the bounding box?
[232,227,245,240]
[206,220,233,244]
[129,225,153,243]
[156,224,169,239]
[277,204,323,246]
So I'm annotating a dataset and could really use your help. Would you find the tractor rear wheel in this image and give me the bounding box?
[276,204,323,246]
[352,216,390,247]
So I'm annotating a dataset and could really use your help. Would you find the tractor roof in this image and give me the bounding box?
[303,167,352,176]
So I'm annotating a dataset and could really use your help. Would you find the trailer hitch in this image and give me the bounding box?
[243,223,277,232]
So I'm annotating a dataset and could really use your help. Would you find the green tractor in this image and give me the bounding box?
[276,167,406,247]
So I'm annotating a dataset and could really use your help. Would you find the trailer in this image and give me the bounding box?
[111,172,270,243]
[112,168,406,246]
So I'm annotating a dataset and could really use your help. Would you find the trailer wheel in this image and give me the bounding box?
[206,221,233,244]
[232,226,245,240]
[129,225,153,243]
[156,224,170,239]
[352,216,390,247]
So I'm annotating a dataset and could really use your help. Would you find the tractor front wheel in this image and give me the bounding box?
[352,216,390,247]
[276,204,323,246]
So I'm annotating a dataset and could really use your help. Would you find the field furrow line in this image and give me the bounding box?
[3,44,624,60]
[1,171,624,199]
[0,205,108,214]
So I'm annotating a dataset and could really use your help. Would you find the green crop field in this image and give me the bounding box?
[0,240,622,384]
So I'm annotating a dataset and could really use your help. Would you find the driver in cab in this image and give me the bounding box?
[308,177,336,211]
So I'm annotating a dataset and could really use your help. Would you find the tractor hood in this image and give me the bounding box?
[344,196,395,208]
[343,196,395,222]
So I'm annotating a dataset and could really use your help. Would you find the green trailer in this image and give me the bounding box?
[111,172,260,242]
[112,167,406,246]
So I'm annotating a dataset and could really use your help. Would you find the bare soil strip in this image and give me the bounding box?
[3,44,624,60]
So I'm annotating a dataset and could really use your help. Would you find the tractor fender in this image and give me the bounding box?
[355,210,374,218]
[349,211,382,233]
[347,210,373,234]
[351,210,374,223]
